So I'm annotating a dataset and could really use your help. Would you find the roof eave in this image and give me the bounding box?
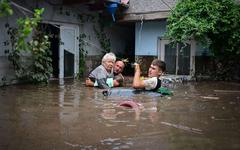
[118,11,170,22]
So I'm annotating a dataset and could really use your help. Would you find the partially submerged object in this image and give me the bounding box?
[102,89,112,96]
[102,88,172,97]
[156,87,173,96]
[118,100,141,110]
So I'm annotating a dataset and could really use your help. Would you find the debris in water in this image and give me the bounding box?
[161,121,203,134]
[214,90,240,93]
[200,96,219,100]
[102,89,112,96]
[64,141,80,147]
[118,100,141,110]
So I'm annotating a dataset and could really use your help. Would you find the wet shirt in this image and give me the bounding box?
[143,77,161,91]
[89,65,114,89]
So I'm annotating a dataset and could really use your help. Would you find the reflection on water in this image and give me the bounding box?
[0,80,240,150]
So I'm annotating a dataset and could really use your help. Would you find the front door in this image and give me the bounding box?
[59,25,79,78]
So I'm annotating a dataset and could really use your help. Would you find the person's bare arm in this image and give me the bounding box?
[132,64,145,89]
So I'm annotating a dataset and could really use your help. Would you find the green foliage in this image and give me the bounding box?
[211,55,240,81]
[7,8,52,83]
[28,30,53,83]
[0,0,13,17]
[15,8,44,52]
[77,33,88,78]
[166,0,240,55]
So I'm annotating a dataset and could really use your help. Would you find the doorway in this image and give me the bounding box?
[39,23,79,78]
[39,23,60,78]
[59,25,79,78]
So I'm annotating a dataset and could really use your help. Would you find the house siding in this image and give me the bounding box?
[0,0,132,85]
[135,20,167,56]
[134,19,213,76]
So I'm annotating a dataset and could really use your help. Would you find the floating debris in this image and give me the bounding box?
[102,89,112,96]
[64,141,80,147]
[64,141,96,149]
[118,100,142,110]
[214,90,240,93]
[200,96,219,100]
[161,121,203,134]
[101,138,120,145]
[211,116,234,121]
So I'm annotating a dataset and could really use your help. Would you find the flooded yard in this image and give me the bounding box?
[0,80,240,150]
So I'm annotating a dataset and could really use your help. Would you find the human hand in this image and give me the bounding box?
[134,63,140,71]
[85,78,94,86]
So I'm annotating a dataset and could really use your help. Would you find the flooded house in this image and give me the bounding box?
[0,0,134,85]
[119,0,213,79]
[0,0,213,86]
[1,1,240,149]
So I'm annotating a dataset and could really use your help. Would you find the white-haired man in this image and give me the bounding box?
[86,52,124,89]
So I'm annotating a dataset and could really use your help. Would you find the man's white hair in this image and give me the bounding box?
[101,52,116,64]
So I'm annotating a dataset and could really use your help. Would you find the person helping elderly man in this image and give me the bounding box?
[85,52,125,89]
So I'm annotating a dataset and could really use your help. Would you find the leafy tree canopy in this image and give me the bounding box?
[166,0,240,56]
[0,0,13,16]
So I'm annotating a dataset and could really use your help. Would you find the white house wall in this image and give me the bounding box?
[0,0,130,84]
[81,21,101,56]
[39,1,130,56]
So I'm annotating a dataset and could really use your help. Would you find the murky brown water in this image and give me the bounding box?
[0,80,240,150]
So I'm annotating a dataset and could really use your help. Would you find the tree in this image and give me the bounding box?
[166,0,240,56]
[1,1,53,83]
[0,0,13,17]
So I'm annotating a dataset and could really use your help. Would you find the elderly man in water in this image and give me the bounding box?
[85,53,125,89]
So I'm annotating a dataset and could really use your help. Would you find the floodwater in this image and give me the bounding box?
[0,80,240,150]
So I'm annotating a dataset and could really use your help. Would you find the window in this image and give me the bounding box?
[158,39,195,76]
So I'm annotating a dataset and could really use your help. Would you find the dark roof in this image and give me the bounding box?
[119,0,177,22]
[126,0,176,13]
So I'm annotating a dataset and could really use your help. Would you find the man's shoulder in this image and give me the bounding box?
[143,77,161,90]
[95,65,104,70]
[91,65,105,73]
[89,65,105,77]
